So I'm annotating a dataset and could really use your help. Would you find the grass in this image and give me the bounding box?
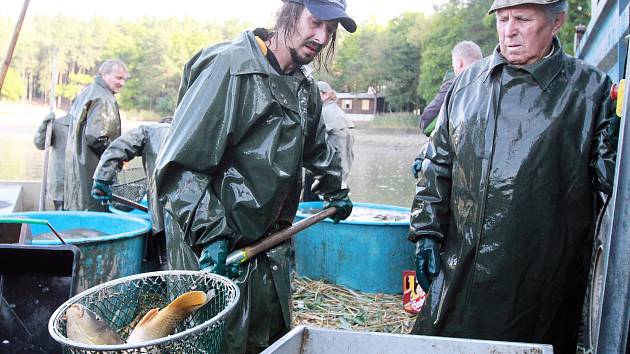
[292,275,415,334]
[367,112,419,129]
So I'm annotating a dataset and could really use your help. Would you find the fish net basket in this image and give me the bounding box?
[48,271,240,353]
[111,167,147,212]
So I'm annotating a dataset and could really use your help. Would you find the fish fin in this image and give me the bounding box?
[135,308,159,327]
[168,291,208,309]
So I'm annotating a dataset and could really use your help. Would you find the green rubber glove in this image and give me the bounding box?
[91,180,113,203]
[199,239,228,276]
[411,158,423,178]
[323,195,353,224]
[415,236,440,293]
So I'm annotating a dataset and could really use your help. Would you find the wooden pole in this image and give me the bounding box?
[225,207,337,265]
[0,0,30,91]
[38,49,56,211]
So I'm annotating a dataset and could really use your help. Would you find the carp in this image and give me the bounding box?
[64,304,125,345]
[127,290,215,343]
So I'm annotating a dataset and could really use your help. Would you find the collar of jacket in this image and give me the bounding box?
[484,36,564,91]
[230,31,311,81]
[228,30,315,115]
[95,75,113,93]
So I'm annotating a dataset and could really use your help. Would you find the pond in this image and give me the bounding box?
[0,109,426,208]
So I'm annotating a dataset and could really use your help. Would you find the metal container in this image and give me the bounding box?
[262,326,554,354]
[7,211,151,293]
[293,202,413,294]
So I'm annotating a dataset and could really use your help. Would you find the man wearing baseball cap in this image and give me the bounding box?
[408,1,617,352]
[153,1,356,353]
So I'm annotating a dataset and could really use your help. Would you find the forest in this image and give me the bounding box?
[0,0,589,118]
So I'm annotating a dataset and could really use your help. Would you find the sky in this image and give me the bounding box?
[1,0,441,26]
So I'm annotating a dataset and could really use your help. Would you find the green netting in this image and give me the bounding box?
[49,271,239,353]
[111,167,147,212]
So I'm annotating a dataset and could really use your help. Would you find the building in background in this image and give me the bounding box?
[336,87,386,121]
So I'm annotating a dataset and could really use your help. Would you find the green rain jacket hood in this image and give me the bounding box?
[409,38,617,353]
[153,30,346,352]
[64,76,121,211]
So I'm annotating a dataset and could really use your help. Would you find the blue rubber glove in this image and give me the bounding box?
[415,236,440,293]
[91,180,113,203]
[323,195,353,224]
[411,158,423,178]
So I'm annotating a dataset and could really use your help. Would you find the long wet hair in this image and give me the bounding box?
[266,1,337,71]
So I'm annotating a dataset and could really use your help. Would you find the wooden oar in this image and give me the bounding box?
[0,0,30,90]
[38,50,57,211]
[225,207,337,266]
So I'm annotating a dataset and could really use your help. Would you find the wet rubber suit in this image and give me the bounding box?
[409,38,617,353]
[92,122,170,206]
[34,114,71,210]
[153,31,347,353]
[64,76,122,211]
[303,98,354,201]
[93,121,171,268]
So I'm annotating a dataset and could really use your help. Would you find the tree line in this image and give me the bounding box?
[0,0,589,116]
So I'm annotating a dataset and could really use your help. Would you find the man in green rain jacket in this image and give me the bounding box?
[153,1,356,352]
[91,117,173,269]
[64,59,129,211]
[34,113,71,210]
[409,1,617,353]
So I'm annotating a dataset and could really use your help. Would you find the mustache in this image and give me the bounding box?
[304,40,323,52]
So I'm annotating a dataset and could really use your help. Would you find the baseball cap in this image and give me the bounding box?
[488,0,564,14]
[287,0,357,33]
[317,81,334,92]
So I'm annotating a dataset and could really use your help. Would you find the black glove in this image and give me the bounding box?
[415,236,440,293]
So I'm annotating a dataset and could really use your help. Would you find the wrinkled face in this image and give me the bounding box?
[287,7,338,66]
[496,4,563,66]
[102,66,128,94]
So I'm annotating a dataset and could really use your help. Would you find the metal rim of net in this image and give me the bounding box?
[47,270,240,351]
[111,167,147,208]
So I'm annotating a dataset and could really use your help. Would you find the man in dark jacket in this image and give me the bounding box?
[409,1,617,353]
[33,113,71,210]
[419,41,483,136]
[91,117,172,269]
[91,117,172,206]
[412,41,482,178]
[64,58,128,211]
[153,1,356,352]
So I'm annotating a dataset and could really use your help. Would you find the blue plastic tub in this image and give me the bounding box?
[6,211,151,293]
[293,202,414,294]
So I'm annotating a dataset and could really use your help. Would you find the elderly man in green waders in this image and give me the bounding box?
[408,1,617,353]
[153,1,356,352]
[64,59,129,211]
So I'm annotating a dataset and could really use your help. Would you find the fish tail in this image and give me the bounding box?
[167,291,208,310]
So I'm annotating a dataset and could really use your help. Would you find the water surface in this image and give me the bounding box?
[0,122,426,208]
